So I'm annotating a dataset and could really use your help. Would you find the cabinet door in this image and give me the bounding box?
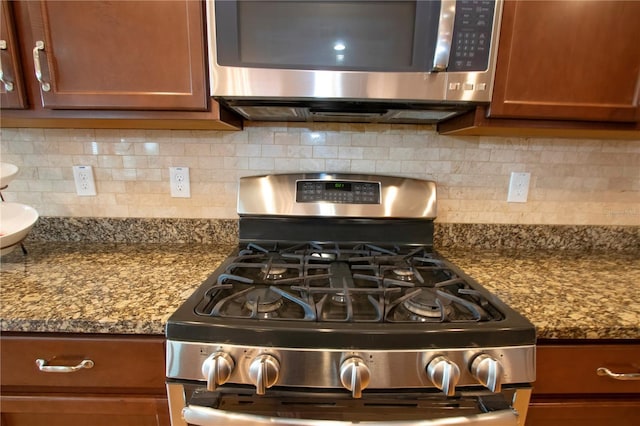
[0,394,170,426]
[0,334,170,426]
[25,0,207,111]
[0,0,26,108]
[490,1,640,122]
[525,343,640,426]
[526,399,640,426]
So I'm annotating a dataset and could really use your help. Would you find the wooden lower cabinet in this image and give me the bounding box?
[1,394,169,426]
[0,333,170,426]
[525,341,640,426]
[527,398,640,426]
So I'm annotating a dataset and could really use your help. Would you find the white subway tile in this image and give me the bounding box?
[0,125,636,225]
[312,146,338,158]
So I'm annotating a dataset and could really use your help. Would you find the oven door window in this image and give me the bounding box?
[182,386,520,426]
[214,0,440,72]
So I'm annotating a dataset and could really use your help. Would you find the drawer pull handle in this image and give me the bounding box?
[596,367,640,381]
[32,40,51,92]
[0,40,15,92]
[36,358,94,373]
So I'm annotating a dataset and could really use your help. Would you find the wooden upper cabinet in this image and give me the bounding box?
[25,0,208,111]
[0,0,27,108]
[489,0,640,123]
[0,0,241,129]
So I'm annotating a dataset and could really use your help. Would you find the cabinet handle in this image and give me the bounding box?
[32,40,51,92]
[596,367,640,381]
[36,358,94,373]
[0,40,14,92]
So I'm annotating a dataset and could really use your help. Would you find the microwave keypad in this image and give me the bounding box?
[448,0,496,71]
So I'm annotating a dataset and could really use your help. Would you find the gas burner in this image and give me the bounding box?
[262,265,288,280]
[403,289,452,320]
[392,268,415,281]
[331,293,346,304]
[309,252,337,261]
[245,288,284,315]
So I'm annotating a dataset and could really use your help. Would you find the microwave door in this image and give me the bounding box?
[213,0,441,73]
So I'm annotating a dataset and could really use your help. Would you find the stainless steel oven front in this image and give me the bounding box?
[167,384,531,426]
[165,173,535,426]
[166,340,533,426]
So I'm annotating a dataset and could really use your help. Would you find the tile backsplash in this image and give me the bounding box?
[1,123,638,225]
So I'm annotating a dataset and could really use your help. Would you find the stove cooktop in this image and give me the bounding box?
[166,241,535,350]
[194,242,503,323]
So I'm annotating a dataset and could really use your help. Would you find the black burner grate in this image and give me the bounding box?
[194,243,504,323]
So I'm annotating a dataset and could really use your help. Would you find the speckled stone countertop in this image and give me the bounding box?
[438,248,640,340]
[0,242,235,335]
[1,242,638,340]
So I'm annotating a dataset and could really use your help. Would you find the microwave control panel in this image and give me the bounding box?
[448,0,496,71]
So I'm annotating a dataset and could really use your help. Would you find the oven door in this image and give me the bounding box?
[167,383,531,426]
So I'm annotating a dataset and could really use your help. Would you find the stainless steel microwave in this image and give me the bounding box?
[206,0,504,124]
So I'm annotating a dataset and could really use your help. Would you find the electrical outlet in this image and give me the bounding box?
[507,172,530,203]
[169,167,191,198]
[72,165,97,196]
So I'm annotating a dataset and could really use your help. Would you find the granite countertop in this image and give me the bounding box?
[0,242,235,335]
[438,248,640,340]
[1,242,638,340]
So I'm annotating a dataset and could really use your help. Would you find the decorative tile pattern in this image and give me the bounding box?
[1,123,638,225]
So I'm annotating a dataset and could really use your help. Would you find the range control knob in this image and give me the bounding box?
[470,354,503,392]
[248,354,280,395]
[201,352,235,391]
[339,357,371,398]
[426,356,460,396]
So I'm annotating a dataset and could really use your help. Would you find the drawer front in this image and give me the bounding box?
[526,399,640,426]
[534,344,640,395]
[0,334,166,392]
[0,394,170,426]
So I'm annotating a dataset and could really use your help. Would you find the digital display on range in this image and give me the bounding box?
[326,182,352,191]
[296,180,380,204]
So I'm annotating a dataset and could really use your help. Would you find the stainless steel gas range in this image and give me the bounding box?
[166,173,536,426]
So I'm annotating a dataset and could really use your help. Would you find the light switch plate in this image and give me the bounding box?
[507,172,530,203]
[72,165,97,196]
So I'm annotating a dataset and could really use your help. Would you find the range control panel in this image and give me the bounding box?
[296,180,381,204]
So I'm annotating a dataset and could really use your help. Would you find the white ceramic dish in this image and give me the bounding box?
[0,202,39,256]
[0,163,19,188]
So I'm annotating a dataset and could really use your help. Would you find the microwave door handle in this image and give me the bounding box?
[432,0,457,72]
[182,404,519,426]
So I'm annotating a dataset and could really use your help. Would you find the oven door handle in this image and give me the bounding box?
[182,404,520,426]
